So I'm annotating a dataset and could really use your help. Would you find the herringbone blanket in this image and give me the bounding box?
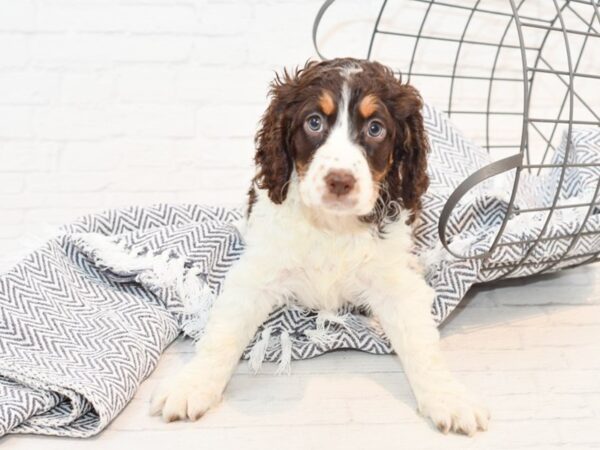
[1,106,599,437]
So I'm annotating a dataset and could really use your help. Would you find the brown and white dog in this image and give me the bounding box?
[151,58,489,436]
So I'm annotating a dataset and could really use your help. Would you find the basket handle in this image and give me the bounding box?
[313,0,337,60]
[437,154,523,260]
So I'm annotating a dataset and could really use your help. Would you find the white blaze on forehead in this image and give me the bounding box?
[339,63,363,80]
[335,82,352,137]
[297,80,377,216]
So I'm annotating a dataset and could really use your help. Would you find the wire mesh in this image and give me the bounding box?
[314,0,600,278]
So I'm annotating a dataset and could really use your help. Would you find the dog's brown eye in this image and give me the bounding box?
[367,120,385,139]
[305,114,324,133]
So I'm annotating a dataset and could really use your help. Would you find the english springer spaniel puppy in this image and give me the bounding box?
[151,58,489,436]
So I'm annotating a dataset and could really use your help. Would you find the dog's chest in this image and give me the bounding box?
[246,192,415,310]
[277,229,377,310]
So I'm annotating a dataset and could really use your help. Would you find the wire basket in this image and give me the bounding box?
[314,0,600,279]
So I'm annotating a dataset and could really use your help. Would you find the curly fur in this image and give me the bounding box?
[153,58,489,437]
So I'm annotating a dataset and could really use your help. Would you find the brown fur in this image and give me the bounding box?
[374,83,429,227]
[253,69,295,205]
[251,58,429,230]
[246,185,257,217]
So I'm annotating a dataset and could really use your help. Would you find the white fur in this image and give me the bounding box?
[339,62,363,79]
[299,83,376,216]
[151,68,489,435]
[150,184,489,434]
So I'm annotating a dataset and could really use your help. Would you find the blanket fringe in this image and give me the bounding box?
[71,234,379,376]
[71,232,216,337]
[248,327,272,374]
[304,310,361,347]
[276,331,292,375]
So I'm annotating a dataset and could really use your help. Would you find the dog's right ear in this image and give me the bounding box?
[253,69,301,204]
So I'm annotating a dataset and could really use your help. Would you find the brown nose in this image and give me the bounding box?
[325,170,356,196]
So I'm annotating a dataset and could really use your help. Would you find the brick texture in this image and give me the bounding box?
[0,0,598,271]
[0,0,332,268]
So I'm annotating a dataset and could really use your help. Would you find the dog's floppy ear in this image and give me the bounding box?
[391,84,429,221]
[253,69,301,204]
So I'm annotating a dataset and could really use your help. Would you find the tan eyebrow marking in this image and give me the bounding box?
[359,94,378,118]
[318,91,336,116]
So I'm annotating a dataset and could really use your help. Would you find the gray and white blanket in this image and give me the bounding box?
[1,105,599,437]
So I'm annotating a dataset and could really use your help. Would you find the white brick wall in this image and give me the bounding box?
[0,0,361,268]
[0,0,598,270]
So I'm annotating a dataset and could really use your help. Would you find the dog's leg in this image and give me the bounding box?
[150,261,278,422]
[369,273,489,436]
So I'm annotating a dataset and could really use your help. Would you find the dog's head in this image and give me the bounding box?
[253,58,429,227]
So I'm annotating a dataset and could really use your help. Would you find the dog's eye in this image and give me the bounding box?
[305,114,324,133]
[367,120,385,139]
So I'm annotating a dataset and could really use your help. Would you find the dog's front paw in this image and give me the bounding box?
[418,391,490,436]
[150,374,222,422]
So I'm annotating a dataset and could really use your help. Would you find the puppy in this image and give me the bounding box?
[151,58,489,436]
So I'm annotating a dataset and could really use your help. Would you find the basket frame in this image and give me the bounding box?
[313,0,600,278]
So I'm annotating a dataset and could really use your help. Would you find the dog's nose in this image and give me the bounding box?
[325,170,356,196]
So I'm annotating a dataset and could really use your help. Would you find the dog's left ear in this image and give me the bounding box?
[391,84,430,220]
[253,67,304,204]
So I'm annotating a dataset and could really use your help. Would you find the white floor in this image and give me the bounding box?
[3,265,600,449]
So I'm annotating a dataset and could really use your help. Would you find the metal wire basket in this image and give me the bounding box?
[314,0,600,279]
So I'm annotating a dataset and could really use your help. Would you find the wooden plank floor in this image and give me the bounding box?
[3,265,600,449]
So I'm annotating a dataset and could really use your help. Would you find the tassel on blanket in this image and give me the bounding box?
[305,310,362,347]
[70,232,216,335]
[71,234,375,376]
[248,327,272,374]
[276,331,292,375]
[247,328,294,375]
[178,267,216,339]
